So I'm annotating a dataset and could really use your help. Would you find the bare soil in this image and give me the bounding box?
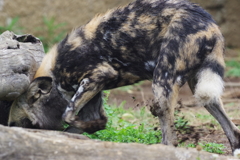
[108,47,240,156]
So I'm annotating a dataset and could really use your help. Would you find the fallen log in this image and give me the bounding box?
[0,31,45,101]
[0,31,45,125]
[0,125,237,160]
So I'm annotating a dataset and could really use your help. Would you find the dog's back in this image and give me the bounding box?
[34,0,223,92]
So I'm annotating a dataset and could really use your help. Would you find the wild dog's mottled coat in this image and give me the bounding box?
[38,0,225,97]
[9,0,240,153]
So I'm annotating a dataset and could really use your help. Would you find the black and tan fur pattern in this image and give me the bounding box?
[8,0,240,153]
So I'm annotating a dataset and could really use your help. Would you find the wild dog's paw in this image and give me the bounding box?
[64,125,84,134]
[70,116,107,134]
[62,102,75,123]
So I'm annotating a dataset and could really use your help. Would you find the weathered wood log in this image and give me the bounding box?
[0,31,45,125]
[0,125,237,160]
[0,31,45,101]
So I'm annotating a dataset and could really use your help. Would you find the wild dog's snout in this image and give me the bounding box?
[62,102,75,123]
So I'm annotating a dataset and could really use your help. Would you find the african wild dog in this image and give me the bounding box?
[8,0,240,154]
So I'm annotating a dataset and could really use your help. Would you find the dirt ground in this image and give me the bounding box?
[108,49,240,156]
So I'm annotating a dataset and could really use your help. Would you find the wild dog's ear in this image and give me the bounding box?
[26,77,53,104]
[32,77,53,94]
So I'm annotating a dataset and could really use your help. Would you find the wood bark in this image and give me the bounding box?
[0,31,45,125]
[0,125,237,160]
[0,31,45,101]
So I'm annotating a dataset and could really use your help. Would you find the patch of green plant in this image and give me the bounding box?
[83,90,161,144]
[195,113,218,126]
[37,17,67,52]
[174,116,189,130]
[195,113,211,120]
[174,111,192,134]
[64,91,226,154]
[179,142,225,154]
[84,122,161,144]
[226,60,240,77]
[0,17,23,34]
[178,143,196,148]
[175,113,225,154]
[200,142,225,154]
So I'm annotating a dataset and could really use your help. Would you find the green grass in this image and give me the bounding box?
[174,111,190,131]
[179,142,225,154]
[37,17,67,52]
[195,113,219,126]
[226,60,240,77]
[82,91,226,154]
[0,17,23,34]
[83,91,161,144]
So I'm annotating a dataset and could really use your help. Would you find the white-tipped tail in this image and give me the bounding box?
[194,69,224,105]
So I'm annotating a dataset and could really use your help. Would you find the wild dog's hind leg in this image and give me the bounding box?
[190,69,240,153]
[152,67,180,146]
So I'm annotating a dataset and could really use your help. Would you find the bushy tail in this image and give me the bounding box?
[194,35,225,105]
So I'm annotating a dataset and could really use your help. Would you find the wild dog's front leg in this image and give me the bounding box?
[63,62,118,129]
[63,78,102,124]
[64,92,107,134]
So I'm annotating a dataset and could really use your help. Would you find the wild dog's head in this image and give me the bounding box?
[8,77,68,130]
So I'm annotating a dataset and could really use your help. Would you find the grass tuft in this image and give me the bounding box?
[179,142,225,154]
[226,60,240,77]
[37,17,67,52]
[84,91,226,154]
[83,90,161,144]
[0,17,23,34]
